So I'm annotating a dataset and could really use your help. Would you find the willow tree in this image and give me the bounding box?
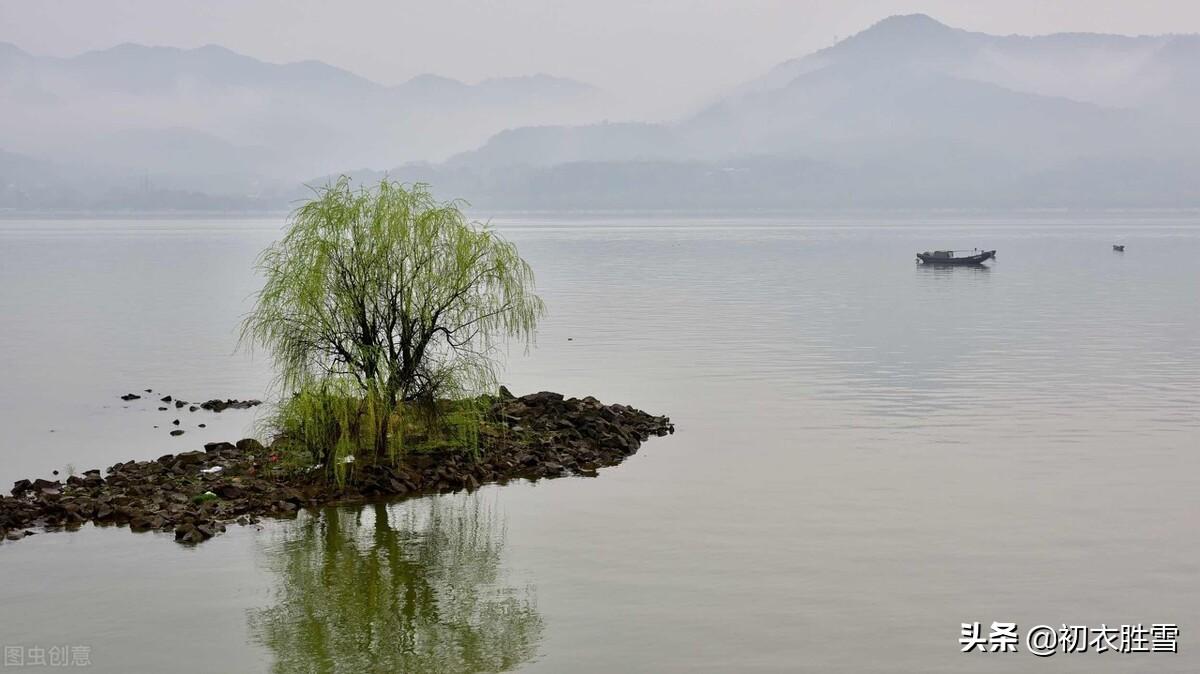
[242,178,543,461]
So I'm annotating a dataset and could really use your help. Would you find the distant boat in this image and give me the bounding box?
[916,249,996,265]
[1113,244,1125,252]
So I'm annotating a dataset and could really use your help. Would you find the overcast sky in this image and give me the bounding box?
[4,0,1199,115]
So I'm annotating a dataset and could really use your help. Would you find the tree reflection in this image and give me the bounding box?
[249,496,543,673]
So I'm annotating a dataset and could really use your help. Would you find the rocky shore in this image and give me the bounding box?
[0,392,673,545]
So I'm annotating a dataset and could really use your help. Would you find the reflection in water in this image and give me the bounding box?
[249,496,543,673]
[914,262,991,278]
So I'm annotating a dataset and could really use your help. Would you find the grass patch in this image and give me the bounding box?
[265,381,497,486]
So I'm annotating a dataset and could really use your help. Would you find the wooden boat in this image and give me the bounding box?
[1113,244,1125,251]
[916,249,996,265]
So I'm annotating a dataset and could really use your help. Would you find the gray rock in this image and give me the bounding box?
[175,451,206,466]
[235,438,264,453]
[11,479,32,496]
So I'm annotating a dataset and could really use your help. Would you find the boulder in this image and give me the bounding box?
[174,523,206,544]
[31,479,61,494]
[129,514,165,531]
[200,398,262,412]
[174,451,206,466]
[214,484,244,500]
[235,438,264,453]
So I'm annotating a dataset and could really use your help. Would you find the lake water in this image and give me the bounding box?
[1,214,1198,673]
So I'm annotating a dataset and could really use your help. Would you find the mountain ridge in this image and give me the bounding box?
[8,14,1200,210]
[0,38,608,194]
[394,13,1200,209]
[0,40,596,94]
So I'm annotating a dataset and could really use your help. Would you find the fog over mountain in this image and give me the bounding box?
[6,14,1200,211]
[0,41,604,209]
[407,14,1200,209]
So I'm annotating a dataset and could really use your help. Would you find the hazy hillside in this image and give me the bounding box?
[9,14,1200,211]
[755,14,1200,114]
[422,14,1200,209]
[447,123,688,168]
[0,41,605,209]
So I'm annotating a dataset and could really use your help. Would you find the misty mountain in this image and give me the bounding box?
[332,149,1200,212]
[680,63,1157,165]
[447,123,688,168]
[11,14,1200,211]
[753,14,1200,114]
[422,14,1200,208]
[0,149,82,209]
[0,147,286,211]
[0,40,606,204]
[20,42,378,96]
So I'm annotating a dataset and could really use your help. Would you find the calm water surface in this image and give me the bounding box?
[1,214,1198,672]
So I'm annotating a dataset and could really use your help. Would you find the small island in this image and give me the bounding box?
[0,179,673,545]
[1,389,671,544]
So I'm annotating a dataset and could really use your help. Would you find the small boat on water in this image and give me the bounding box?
[916,249,996,266]
[1113,244,1125,252]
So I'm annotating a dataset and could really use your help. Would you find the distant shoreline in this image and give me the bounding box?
[6,206,1200,220]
